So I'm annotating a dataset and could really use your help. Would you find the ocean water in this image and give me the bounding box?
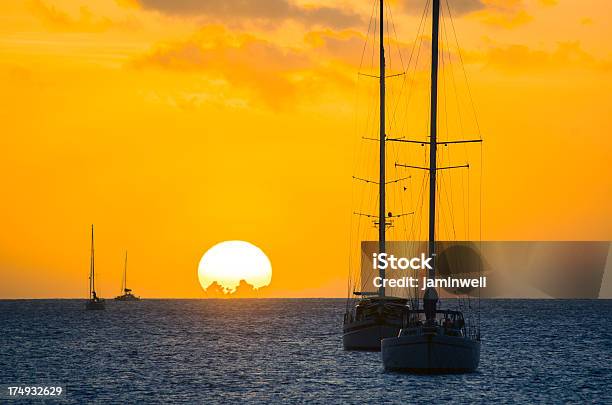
[0,299,610,403]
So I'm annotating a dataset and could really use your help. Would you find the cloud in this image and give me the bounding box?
[305,29,365,64]
[133,0,362,29]
[133,26,312,107]
[203,279,271,298]
[28,0,112,32]
[472,0,532,28]
[401,0,532,29]
[400,0,485,15]
[132,26,366,108]
[483,42,608,73]
[115,0,140,8]
[580,17,593,26]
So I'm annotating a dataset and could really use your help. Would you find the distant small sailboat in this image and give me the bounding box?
[115,251,140,301]
[86,225,105,310]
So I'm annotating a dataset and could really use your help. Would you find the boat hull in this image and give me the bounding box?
[85,300,106,310]
[343,321,400,351]
[115,295,140,301]
[343,296,410,351]
[381,334,480,373]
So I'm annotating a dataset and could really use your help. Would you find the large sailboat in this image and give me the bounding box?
[115,251,140,301]
[342,0,411,351]
[381,0,481,373]
[85,225,106,310]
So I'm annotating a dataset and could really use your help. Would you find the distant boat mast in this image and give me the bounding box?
[89,224,95,299]
[121,251,128,294]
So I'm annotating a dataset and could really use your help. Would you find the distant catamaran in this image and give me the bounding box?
[86,225,105,310]
[115,251,140,301]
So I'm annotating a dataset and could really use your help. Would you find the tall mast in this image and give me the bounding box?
[378,0,386,297]
[428,0,440,281]
[422,0,441,320]
[90,224,95,298]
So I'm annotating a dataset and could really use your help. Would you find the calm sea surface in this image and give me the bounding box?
[0,299,610,403]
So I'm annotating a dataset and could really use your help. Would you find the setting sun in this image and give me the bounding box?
[198,241,272,293]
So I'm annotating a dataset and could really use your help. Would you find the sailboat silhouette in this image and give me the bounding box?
[85,225,105,310]
[381,0,481,373]
[115,251,141,301]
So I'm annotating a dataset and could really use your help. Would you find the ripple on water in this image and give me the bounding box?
[0,299,611,403]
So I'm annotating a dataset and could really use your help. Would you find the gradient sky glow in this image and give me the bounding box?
[0,0,610,298]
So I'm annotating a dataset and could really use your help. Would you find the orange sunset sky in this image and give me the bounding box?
[0,0,610,298]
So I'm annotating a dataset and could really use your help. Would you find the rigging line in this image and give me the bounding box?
[478,143,483,330]
[441,3,468,239]
[385,2,406,136]
[354,113,370,198]
[396,0,429,128]
[387,1,405,71]
[349,76,364,304]
[352,217,362,299]
[403,15,430,251]
[417,174,427,242]
[383,2,394,139]
[406,171,419,240]
[439,5,447,145]
[383,7,406,254]
[477,143,483,247]
[405,176,414,242]
[362,30,378,147]
[408,0,430,80]
[407,172,427,305]
[439,10,457,240]
[390,131,410,252]
[358,0,378,73]
[389,128,407,229]
[441,164,457,239]
[353,66,378,297]
[359,69,378,185]
[384,10,405,152]
[406,8,431,131]
[437,173,447,244]
[394,138,412,251]
[368,1,377,81]
[353,111,372,256]
[385,1,392,76]
[441,4,466,148]
[394,9,430,208]
[362,190,381,285]
[351,12,377,231]
[401,0,430,116]
[445,0,482,140]
[468,163,471,240]
[460,159,467,240]
[409,168,427,244]
[355,79,371,177]
[440,71,451,244]
[348,160,359,302]
[441,6,450,145]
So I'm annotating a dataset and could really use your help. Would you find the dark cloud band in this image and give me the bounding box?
[399,0,485,15]
[137,0,363,28]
